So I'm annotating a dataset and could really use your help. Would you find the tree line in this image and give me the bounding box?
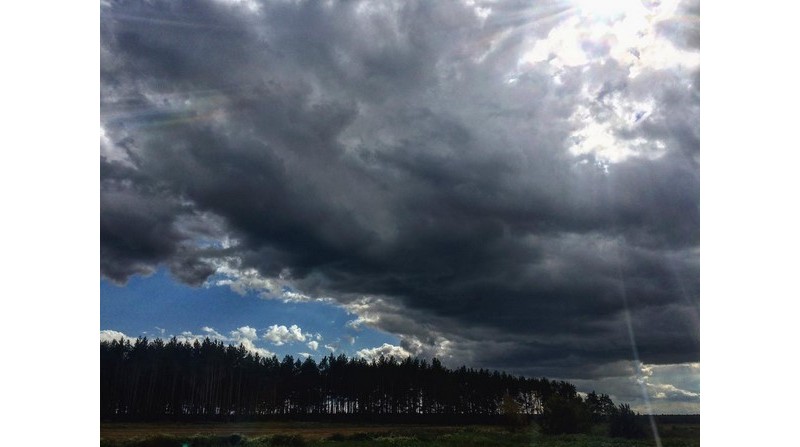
[100,337,618,426]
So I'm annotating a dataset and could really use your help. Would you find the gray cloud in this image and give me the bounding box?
[101,0,699,411]
[655,0,700,50]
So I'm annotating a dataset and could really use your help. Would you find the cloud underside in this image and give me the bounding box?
[101,0,699,407]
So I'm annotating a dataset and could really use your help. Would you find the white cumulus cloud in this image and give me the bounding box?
[100,329,137,344]
[356,343,413,362]
[263,324,309,346]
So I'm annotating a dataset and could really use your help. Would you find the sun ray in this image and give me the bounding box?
[101,12,241,31]
[614,249,664,447]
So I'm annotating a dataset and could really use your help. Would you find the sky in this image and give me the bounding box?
[100,0,700,414]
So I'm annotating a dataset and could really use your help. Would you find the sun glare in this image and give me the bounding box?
[572,0,646,20]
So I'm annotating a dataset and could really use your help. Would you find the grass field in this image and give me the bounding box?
[100,422,700,446]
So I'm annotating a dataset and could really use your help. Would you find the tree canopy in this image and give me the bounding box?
[101,337,615,428]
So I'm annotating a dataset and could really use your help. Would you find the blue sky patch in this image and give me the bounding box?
[101,268,398,359]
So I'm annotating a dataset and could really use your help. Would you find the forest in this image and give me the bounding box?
[101,336,621,428]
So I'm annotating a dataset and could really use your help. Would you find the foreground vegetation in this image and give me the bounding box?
[100,422,700,447]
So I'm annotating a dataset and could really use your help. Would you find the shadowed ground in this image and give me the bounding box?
[101,422,465,441]
[100,422,700,446]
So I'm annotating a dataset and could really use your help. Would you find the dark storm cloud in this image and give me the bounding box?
[100,0,699,403]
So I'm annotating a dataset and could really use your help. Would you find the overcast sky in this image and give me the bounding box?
[100,0,699,414]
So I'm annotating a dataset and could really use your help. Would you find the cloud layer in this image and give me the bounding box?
[101,0,699,411]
